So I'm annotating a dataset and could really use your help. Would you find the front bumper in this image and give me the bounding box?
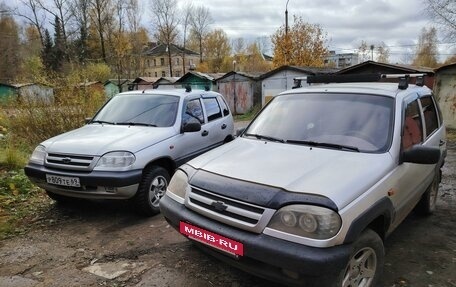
[160,194,352,287]
[24,163,142,199]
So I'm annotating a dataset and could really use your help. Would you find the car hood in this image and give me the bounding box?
[188,138,394,209]
[42,124,176,156]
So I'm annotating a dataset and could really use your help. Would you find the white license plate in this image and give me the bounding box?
[46,174,81,187]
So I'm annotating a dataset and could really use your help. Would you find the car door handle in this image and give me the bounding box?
[221,124,227,130]
[439,140,446,146]
[202,130,209,136]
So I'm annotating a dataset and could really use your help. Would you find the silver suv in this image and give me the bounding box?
[24,88,234,216]
[160,74,446,286]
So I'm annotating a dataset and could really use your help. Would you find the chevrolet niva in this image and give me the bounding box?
[160,74,446,287]
[24,88,234,216]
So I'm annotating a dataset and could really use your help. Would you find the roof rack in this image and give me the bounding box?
[293,73,426,90]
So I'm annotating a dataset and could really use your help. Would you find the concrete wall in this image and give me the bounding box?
[434,68,456,129]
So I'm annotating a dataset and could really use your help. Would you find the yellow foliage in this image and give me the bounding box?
[271,16,328,68]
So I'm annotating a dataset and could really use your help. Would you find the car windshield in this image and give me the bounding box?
[92,94,179,127]
[244,93,394,153]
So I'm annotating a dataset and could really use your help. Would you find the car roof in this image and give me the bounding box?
[117,89,222,99]
[280,82,432,99]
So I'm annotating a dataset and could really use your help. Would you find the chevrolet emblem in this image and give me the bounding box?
[211,201,228,212]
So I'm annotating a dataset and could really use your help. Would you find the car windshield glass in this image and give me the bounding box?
[92,94,179,127]
[244,93,394,153]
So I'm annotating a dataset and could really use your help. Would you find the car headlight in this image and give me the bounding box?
[166,169,188,203]
[29,145,46,165]
[95,151,135,169]
[266,205,341,240]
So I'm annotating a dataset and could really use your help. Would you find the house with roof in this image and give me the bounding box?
[0,83,54,102]
[259,65,339,106]
[142,43,200,78]
[434,62,456,129]
[175,71,225,91]
[153,77,180,90]
[337,61,435,88]
[217,71,262,114]
[130,77,160,91]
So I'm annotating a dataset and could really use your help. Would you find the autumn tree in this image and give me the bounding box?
[412,27,439,67]
[244,43,272,72]
[190,5,212,63]
[0,8,21,82]
[150,0,180,76]
[202,29,231,72]
[425,0,456,41]
[376,42,390,63]
[271,16,328,67]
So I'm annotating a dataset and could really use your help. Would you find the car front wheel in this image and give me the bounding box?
[134,166,170,216]
[415,170,440,215]
[338,229,384,287]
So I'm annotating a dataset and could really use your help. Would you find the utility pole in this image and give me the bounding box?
[285,0,289,35]
[370,44,375,61]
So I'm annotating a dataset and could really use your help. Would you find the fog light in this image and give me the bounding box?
[105,186,117,193]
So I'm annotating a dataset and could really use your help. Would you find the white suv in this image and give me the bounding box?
[160,74,446,286]
[25,88,234,216]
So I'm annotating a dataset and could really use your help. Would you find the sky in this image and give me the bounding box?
[171,0,454,63]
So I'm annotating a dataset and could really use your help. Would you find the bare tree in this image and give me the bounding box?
[89,0,114,63]
[150,0,180,77]
[15,0,46,46]
[126,0,141,33]
[190,5,212,63]
[69,0,90,63]
[425,0,456,41]
[37,0,72,46]
[181,1,193,74]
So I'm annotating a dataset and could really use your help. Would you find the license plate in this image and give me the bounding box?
[46,174,81,187]
[180,221,244,256]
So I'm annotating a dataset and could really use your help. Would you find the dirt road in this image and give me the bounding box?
[0,142,455,287]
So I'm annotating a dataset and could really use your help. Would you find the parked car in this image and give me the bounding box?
[24,88,234,216]
[160,74,446,287]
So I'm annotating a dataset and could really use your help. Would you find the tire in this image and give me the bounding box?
[415,170,440,215]
[337,229,384,287]
[45,190,73,204]
[134,166,170,216]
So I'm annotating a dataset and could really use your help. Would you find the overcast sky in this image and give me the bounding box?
[172,0,453,63]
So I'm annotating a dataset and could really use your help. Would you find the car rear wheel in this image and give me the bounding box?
[415,170,440,215]
[338,229,384,287]
[134,166,170,216]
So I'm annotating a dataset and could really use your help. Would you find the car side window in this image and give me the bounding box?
[420,96,439,138]
[218,96,230,117]
[402,100,423,150]
[203,98,223,122]
[183,99,204,124]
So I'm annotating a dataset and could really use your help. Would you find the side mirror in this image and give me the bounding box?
[402,145,440,164]
[182,120,201,133]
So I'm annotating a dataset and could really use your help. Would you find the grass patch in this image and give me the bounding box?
[0,167,51,239]
[234,104,262,122]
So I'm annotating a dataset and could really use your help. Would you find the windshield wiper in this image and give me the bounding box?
[90,120,115,125]
[116,122,157,127]
[244,133,285,143]
[286,139,360,152]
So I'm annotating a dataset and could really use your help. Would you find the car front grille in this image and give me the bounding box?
[185,186,276,233]
[45,153,97,171]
